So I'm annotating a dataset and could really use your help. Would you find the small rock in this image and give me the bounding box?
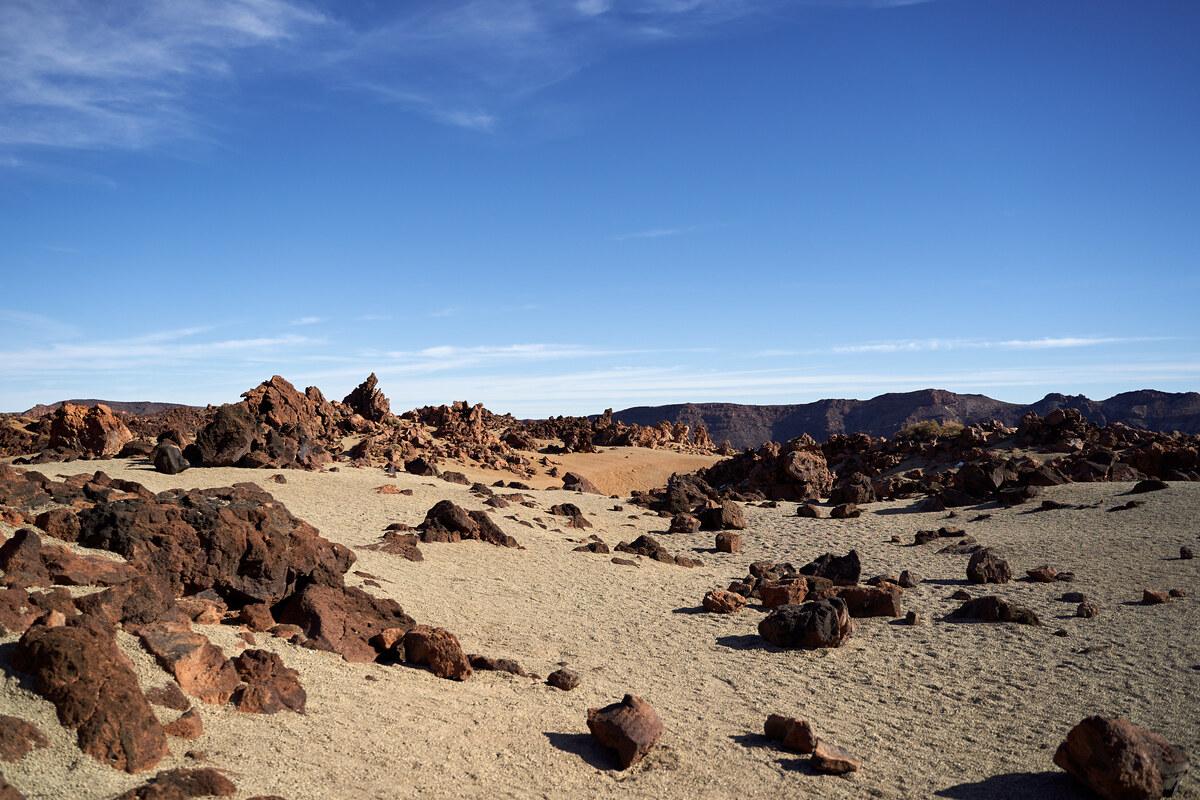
[112,767,236,799]
[1026,565,1059,582]
[668,513,700,534]
[715,532,742,553]
[403,626,472,681]
[1169,588,1187,598]
[763,714,816,754]
[967,548,1012,584]
[547,669,580,691]
[830,503,860,519]
[163,708,203,740]
[758,598,854,649]
[703,590,748,614]
[1130,479,1169,494]
[810,739,861,775]
[1181,547,1194,560]
[898,570,918,589]
[1076,601,1100,618]
[798,504,823,519]
[1143,590,1171,604]
[950,590,972,601]
[903,611,921,625]
[0,716,49,762]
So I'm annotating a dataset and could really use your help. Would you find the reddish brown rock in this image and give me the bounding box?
[48,404,133,457]
[33,508,81,543]
[830,503,861,519]
[342,373,391,423]
[113,767,236,799]
[668,513,700,534]
[1054,716,1189,800]
[275,583,414,663]
[0,774,21,800]
[145,684,190,712]
[417,500,519,548]
[715,532,742,553]
[12,617,168,773]
[162,709,203,740]
[1027,565,1060,582]
[699,502,746,531]
[586,695,664,769]
[74,575,174,633]
[811,739,861,774]
[403,625,472,681]
[758,598,854,648]
[781,447,834,501]
[835,584,903,617]
[239,603,275,632]
[468,654,528,677]
[562,472,602,494]
[948,596,1041,626]
[1169,588,1187,598]
[904,610,922,625]
[137,620,240,705]
[703,589,748,614]
[1077,601,1100,618]
[898,570,918,589]
[1143,590,1171,604]
[797,503,823,519]
[615,535,675,565]
[547,668,581,691]
[764,714,816,754]
[0,717,48,763]
[232,650,306,714]
[967,548,1012,584]
[799,550,862,586]
[758,579,808,609]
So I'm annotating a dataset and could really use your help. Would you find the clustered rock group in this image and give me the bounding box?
[0,375,1194,799]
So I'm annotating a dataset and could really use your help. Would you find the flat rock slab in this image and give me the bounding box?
[113,767,237,799]
[811,739,861,774]
[587,694,664,769]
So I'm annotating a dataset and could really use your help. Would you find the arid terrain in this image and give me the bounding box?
[0,377,1195,799]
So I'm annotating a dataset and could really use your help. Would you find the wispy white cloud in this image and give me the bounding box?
[0,0,324,149]
[289,316,324,326]
[827,336,1159,355]
[608,226,693,242]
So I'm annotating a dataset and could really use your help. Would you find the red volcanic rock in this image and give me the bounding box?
[162,709,203,740]
[797,503,823,518]
[715,532,741,553]
[699,502,746,531]
[967,548,1012,584]
[0,587,76,635]
[546,668,581,691]
[562,472,602,494]
[468,654,528,677]
[1054,716,1189,800]
[799,550,862,586]
[113,767,236,800]
[364,531,424,562]
[1142,590,1171,604]
[703,589,748,614]
[758,598,854,649]
[342,373,391,423]
[151,442,190,476]
[811,739,861,774]
[1027,565,1060,582]
[238,603,275,632]
[33,508,81,543]
[138,620,240,705]
[12,617,168,773]
[668,513,700,534]
[145,684,190,712]
[758,579,808,609]
[831,472,876,506]
[586,695,664,770]
[764,714,817,754]
[232,650,306,714]
[403,625,472,681]
[782,446,835,501]
[0,774,20,800]
[0,529,50,587]
[830,503,861,519]
[417,500,519,548]
[0,716,49,763]
[75,575,175,633]
[76,483,355,607]
[948,596,1041,626]
[275,583,414,664]
[835,584,903,618]
[48,404,133,457]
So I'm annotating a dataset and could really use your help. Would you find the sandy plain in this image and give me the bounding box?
[1,452,1197,800]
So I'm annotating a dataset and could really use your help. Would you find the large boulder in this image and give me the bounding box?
[403,625,472,681]
[782,447,834,500]
[830,472,876,506]
[699,502,746,531]
[192,405,254,467]
[417,500,519,548]
[48,404,133,457]
[758,598,854,648]
[798,550,862,586]
[1054,716,1189,800]
[967,548,1012,584]
[12,617,168,773]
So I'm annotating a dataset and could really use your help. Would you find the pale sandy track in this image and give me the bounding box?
[1,457,1197,799]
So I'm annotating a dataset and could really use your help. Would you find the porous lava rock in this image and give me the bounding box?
[702,589,748,614]
[1054,716,1189,800]
[48,404,133,458]
[967,548,1012,584]
[417,500,519,548]
[835,584,903,618]
[0,717,48,763]
[798,550,862,586]
[12,616,168,773]
[152,443,189,475]
[113,767,237,800]
[947,596,1041,625]
[403,625,472,681]
[137,620,239,705]
[547,669,581,691]
[586,695,664,769]
[758,598,854,648]
[699,501,745,531]
[232,650,306,714]
[341,373,391,423]
[275,583,414,664]
[764,714,817,754]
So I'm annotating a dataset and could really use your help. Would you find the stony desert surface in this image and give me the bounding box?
[1,452,1196,799]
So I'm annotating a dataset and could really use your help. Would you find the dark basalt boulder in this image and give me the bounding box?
[758,598,854,648]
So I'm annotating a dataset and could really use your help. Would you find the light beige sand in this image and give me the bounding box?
[1,457,1197,799]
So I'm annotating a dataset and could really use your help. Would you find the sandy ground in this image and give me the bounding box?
[1,455,1197,800]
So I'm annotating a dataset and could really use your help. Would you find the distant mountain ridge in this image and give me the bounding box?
[610,389,1200,449]
[19,400,201,417]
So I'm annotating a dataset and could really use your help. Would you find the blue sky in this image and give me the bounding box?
[1,0,1197,416]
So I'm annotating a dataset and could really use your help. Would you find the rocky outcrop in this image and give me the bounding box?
[341,373,391,423]
[275,582,415,664]
[47,404,133,457]
[417,501,519,548]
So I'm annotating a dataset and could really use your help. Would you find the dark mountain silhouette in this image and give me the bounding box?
[610,389,1200,449]
[19,400,200,417]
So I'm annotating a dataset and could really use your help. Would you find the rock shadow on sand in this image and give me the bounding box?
[715,634,775,652]
[935,771,1084,799]
[543,731,617,770]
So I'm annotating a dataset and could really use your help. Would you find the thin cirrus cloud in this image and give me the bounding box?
[826,336,1155,355]
[608,226,693,242]
[0,0,952,151]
